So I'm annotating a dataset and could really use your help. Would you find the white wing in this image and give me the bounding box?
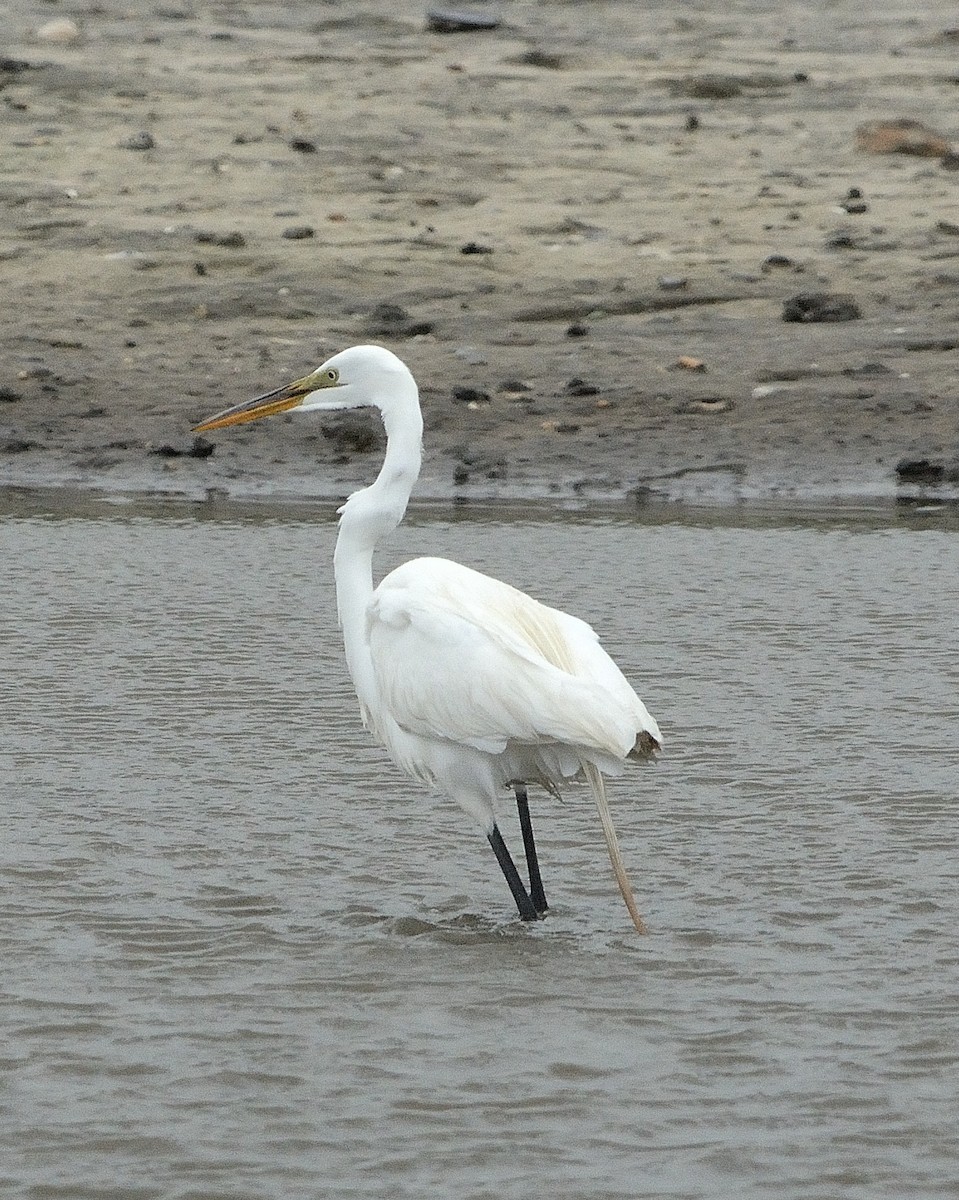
[367,557,660,760]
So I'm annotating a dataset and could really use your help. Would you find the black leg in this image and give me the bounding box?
[515,784,548,913]
[487,825,538,921]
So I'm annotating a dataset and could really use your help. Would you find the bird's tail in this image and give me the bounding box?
[585,762,648,934]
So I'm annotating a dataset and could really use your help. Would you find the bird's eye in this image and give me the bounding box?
[326,368,339,383]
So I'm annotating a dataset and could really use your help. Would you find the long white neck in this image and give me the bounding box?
[332,380,423,721]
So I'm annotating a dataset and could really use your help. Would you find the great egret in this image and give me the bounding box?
[194,345,661,932]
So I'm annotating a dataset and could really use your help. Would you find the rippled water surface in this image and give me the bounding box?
[2,494,957,1200]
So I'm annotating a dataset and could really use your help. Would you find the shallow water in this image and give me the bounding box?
[2,493,958,1200]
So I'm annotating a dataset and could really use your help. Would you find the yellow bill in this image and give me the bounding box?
[192,369,337,433]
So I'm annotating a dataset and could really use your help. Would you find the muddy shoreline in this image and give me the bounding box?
[2,1,957,507]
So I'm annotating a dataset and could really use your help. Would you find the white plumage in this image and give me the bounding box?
[194,344,662,931]
[369,556,658,788]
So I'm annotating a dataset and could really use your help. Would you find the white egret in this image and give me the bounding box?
[194,345,661,932]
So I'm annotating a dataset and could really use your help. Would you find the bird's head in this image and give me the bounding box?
[193,344,413,432]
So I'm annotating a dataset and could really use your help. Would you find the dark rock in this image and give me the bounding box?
[123,131,155,151]
[895,458,944,483]
[513,49,566,69]
[824,227,857,249]
[903,338,959,352]
[460,241,493,255]
[150,437,215,458]
[366,302,433,338]
[426,8,501,33]
[782,292,861,322]
[321,415,381,455]
[452,386,490,404]
[842,362,892,377]
[669,72,786,99]
[282,225,315,240]
[289,138,317,154]
[761,254,794,272]
[841,192,869,213]
[667,74,743,99]
[566,321,589,337]
[566,377,599,397]
[369,302,409,326]
[195,230,246,248]
[0,387,22,403]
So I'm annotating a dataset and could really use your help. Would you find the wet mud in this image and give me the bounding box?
[2,1,958,504]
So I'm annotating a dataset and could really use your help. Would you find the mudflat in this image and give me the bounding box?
[2,0,957,504]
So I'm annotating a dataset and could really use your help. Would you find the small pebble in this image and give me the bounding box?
[658,275,688,290]
[460,241,493,255]
[36,18,82,43]
[841,189,869,214]
[682,398,733,414]
[282,225,315,240]
[124,131,155,151]
[566,322,589,337]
